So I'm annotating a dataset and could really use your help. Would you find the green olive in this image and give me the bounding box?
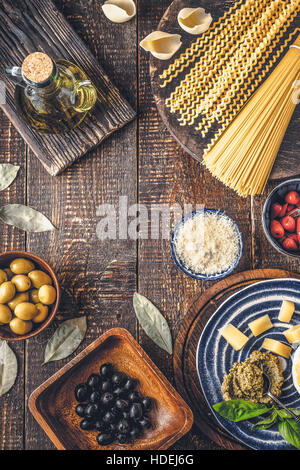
[14,302,38,321]
[32,303,49,323]
[28,270,52,289]
[0,269,8,284]
[0,281,16,304]
[38,285,56,305]
[4,268,14,280]
[10,258,35,275]
[8,292,30,311]
[29,289,40,304]
[10,318,32,335]
[11,274,31,292]
[0,305,12,324]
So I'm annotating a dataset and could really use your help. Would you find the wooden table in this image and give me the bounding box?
[0,0,299,450]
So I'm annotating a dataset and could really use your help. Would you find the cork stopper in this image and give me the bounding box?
[22,52,54,83]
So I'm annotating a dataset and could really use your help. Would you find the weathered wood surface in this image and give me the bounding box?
[0,0,135,176]
[150,0,300,181]
[0,0,299,451]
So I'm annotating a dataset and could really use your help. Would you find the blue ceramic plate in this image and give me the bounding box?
[170,209,243,281]
[196,278,300,450]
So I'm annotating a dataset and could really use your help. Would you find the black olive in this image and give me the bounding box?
[75,404,86,417]
[117,418,131,434]
[129,403,143,420]
[80,418,94,431]
[123,377,137,391]
[103,410,118,424]
[129,426,142,440]
[97,433,114,446]
[109,423,118,434]
[139,416,152,430]
[90,391,101,403]
[116,432,130,444]
[94,419,103,431]
[101,380,112,393]
[100,392,114,407]
[111,372,127,387]
[100,363,114,378]
[128,391,142,402]
[122,411,130,420]
[113,387,127,398]
[87,373,101,389]
[115,399,129,411]
[141,396,153,412]
[85,403,99,418]
[75,383,90,402]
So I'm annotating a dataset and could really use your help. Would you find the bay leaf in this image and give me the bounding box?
[0,164,20,191]
[133,292,173,354]
[0,204,56,232]
[0,341,18,396]
[44,317,87,364]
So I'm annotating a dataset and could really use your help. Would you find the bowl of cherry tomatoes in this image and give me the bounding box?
[263,179,300,258]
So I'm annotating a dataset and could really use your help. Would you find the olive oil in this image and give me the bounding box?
[6,52,97,134]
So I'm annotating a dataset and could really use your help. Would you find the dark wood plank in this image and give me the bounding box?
[150,0,300,182]
[0,113,26,450]
[23,0,138,449]
[0,0,136,176]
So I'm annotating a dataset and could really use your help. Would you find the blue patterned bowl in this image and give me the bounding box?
[262,179,300,259]
[196,278,300,450]
[170,209,243,281]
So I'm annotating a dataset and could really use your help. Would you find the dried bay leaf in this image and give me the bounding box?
[133,292,173,354]
[0,204,56,232]
[0,164,20,191]
[0,341,18,396]
[44,317,87,364]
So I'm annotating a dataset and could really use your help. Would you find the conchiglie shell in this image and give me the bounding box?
[102,0,136,23]
[140,31,182,60]
[178,7,212,35]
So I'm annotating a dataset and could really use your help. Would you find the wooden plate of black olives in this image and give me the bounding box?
[28,328,193,450]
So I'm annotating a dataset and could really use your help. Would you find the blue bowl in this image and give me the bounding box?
[262,178,300,259]
[170,209,243,281]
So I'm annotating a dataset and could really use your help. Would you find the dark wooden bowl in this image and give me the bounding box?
[0,251,60,341]
[28,328,194,450]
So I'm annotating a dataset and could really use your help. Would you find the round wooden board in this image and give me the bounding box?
[172,268,300,450]
[150,0,300,181]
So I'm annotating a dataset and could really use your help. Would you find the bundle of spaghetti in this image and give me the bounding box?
[166,0,299,129]
[160,0,255,88]
[202,34,300,198]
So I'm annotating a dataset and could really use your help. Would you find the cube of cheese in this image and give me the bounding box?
[278,300,295,323]
[262,338,292,359]
[248,314,273,337]
[283,324,300,344]
[220,324,248,351]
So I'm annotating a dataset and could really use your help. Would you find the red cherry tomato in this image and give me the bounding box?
[281,215,296,232]
[282,237,298,251]
[287,233,298,243]
[287,205,298,218]
[278,202,288,218]
[270,202,282,219]
[285,191,300,206]
[297,218,300,245]
[270,220,285,239]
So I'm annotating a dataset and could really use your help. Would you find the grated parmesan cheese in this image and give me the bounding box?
[174,212,240,276]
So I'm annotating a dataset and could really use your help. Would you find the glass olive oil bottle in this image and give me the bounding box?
[5,52,97,134]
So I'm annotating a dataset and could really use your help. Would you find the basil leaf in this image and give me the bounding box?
[133,293,172,354]
[44,317,87,363]
[213,400,270,422]
[0,164,20,191]
[0,204,55,232]
[276,408,300,419]
[252,410,279,430]
[0,341,18,396]
[278,419,300,450]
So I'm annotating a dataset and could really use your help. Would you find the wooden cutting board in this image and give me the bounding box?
[150,0,300,181]
[0,0,136,176]
[173,268,300,450]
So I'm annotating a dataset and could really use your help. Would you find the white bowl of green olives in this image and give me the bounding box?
[0,251,60,341]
